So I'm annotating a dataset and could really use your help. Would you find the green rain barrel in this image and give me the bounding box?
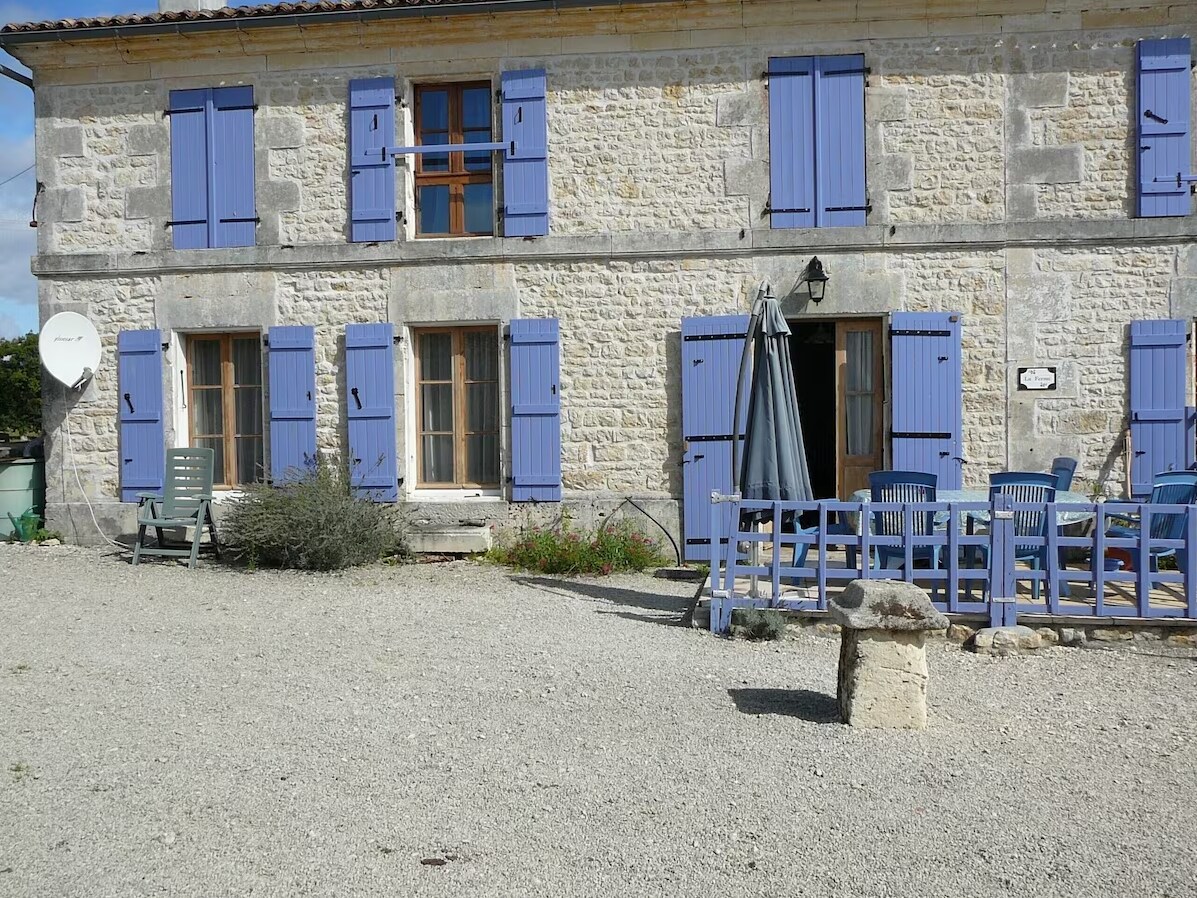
[0,457,46,540]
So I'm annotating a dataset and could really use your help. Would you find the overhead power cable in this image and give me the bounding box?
[0,164,34,190]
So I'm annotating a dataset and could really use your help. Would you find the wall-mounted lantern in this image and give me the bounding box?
[800,256,829,303]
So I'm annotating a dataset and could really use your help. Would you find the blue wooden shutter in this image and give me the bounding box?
[767,56,816,229]
[349,78,397,243]
[509,318,560,501]
[890,312,963,490]
[680,315,750,561]
[267,326,317,483]
[169,89,210,250]
[210,86,256,248]
[1137,38,1193,218]
[117,329,165,502]
[344,323,398,501]
[814,54,868,227]
[501,69,549,237]
[1129,320,1195,498]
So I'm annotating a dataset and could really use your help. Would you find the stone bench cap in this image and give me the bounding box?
[828,579,949,632]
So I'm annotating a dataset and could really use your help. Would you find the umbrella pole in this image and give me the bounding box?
[736,286,768,600]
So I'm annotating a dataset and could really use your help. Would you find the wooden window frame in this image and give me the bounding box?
[186,333,264,489]
[414,326,501,489]
[414,81,495,238]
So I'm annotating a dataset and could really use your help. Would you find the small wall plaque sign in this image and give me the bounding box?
[1018,366,1057,391]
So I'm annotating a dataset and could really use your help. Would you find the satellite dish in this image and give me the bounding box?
[40,312,102,390]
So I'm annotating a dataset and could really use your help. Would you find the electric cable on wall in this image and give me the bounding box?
[60,384,124,550]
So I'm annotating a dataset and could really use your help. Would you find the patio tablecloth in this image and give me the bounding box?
[845,488,1095,533]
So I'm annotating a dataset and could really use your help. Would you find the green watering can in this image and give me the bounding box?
[6,508,40,543]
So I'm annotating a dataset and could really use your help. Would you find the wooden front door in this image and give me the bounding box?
[835,319,884,498]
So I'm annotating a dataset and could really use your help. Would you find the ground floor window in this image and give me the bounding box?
[187,333,264,487]
[414,326,500,488]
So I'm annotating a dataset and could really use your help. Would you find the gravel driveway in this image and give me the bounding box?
[2,543,1195,898]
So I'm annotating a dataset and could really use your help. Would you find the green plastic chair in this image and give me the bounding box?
[132,448,220,569]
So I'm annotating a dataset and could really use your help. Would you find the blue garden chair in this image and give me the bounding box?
[1050,456,1078,492]
[978,472,1057,600]
[868,471,942,583]
[1106,471,1197,572]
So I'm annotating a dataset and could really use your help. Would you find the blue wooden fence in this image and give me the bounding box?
[707,493,1197,634]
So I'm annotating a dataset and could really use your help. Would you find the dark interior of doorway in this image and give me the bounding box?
[789,321,836,502]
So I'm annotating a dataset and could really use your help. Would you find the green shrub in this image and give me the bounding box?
[730,608,786,641]
[488,520,667,576]
[221,455,408,571]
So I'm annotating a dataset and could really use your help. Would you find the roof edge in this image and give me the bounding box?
[0,0,675,48]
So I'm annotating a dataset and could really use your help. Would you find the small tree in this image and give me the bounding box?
[0,332,41,438]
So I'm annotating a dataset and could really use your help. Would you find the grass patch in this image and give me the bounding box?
[9,762,31,782]
[488,520,667,576]
[220,455,410,572]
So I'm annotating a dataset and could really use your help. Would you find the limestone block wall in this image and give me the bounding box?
[275,269,390,451]
[30,237,1197,544]
[22,4,1197,254]
[39,277,160,511]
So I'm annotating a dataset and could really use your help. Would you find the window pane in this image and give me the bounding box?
[420,130,449,172]
[464,330,498,381]
[419,89,448,130]
[419,185,450,234]
[467,433,499,484]
[466,382,498,433]
[845,330,873,392]
[422,435,454,483]
[235,388,262,437]
[846,395,874,457]
[195,437,225,486]
[191,341,221,387]
[463,182,493,234]
[462,87,491,129]
[194,389,223,437]
[421,383,453,432]
[463,129,493,172]
[236,436,263,484]
[419,332,453,380]
[232,337,261,386]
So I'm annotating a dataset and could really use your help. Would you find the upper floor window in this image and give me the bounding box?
[168,87,257,249]
[767,55,867,229]
[414,83,495,237]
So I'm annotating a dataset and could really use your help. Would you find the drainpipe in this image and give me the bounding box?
[1,64,32,88]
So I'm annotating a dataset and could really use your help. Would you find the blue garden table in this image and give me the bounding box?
[848,488,1095,531]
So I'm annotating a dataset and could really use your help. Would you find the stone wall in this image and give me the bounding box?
[10,0,1197,544]
[24,6,1197,253]
[33,238,1192,544]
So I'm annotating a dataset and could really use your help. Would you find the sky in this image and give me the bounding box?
[0,1,157,338]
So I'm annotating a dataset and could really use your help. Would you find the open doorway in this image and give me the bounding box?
[790,318,885,499]
[790,322,837,500]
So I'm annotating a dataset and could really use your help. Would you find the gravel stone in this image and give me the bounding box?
[2,544,1196,897]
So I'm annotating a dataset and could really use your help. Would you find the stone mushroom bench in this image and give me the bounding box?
[829,580,949,730]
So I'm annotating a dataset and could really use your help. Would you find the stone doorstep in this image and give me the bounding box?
[407,525,492,556]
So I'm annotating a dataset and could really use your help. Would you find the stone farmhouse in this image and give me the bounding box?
[1,0,1195,555]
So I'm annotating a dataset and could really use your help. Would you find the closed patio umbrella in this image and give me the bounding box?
[735,286,814,508]
[732,284,814,600]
